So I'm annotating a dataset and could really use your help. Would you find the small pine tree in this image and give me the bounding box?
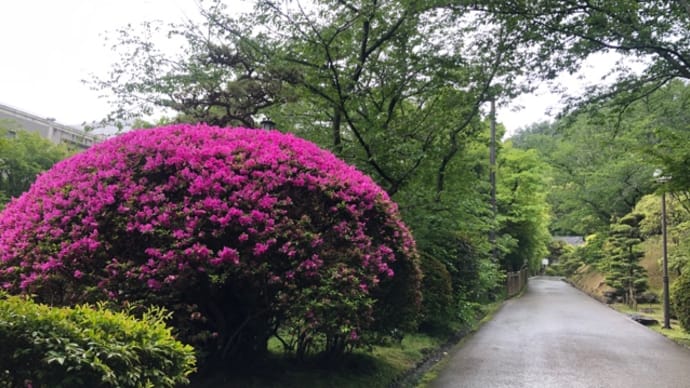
[604,214,648,309]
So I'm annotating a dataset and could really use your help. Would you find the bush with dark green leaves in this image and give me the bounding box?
[671,269,690,332]
[418,253,453,332]
[0,294,196,387]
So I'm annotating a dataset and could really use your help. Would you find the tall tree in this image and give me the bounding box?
[463,0,690,111]
[512,112,655,235]
[629,80,690,192]
[0,121,71,208]
[91,11,299,127]
[93,0,549,194]
[604,213,648,308]
[633,194,690,277]
[496,143,551,272]
[204,0,522,195]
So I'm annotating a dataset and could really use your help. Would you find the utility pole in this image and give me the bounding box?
[661,189,671,329]
[654,168,671,329]
[489,99,497,261]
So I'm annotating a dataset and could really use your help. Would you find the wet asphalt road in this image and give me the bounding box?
[431,276,690,388]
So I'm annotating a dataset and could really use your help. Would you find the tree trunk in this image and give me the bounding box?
[332,108,342,154]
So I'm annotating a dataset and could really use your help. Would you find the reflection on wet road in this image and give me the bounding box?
[431,277,690,388]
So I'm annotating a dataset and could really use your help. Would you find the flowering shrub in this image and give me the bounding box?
[0,124,420,362]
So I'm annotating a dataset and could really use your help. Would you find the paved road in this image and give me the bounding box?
[431,276,690,388]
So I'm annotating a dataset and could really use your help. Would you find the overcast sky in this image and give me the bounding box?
[0,1,612,137]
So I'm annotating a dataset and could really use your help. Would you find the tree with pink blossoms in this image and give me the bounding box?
[0,124,420,364]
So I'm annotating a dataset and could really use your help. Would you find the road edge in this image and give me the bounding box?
[562,277,690,351]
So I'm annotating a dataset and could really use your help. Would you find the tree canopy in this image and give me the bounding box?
[463,0,690,111]
[0,120,71,209]
[92,0,556,281]
[513,79,690,231]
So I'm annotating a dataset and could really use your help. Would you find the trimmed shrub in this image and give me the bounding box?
[671,269,690,332]
[0,294,196,387]
[0,124,420,362]
[418,253,453,332]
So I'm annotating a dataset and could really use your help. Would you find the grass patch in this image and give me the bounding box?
[188,302,505,387]
[610,303,690,348]
[189,333,444,388]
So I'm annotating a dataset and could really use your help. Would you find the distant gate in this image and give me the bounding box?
[506,267,528,297]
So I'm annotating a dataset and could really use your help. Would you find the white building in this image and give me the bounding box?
[0,103,103,149]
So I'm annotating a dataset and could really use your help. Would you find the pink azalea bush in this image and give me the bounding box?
[0,124,421,362]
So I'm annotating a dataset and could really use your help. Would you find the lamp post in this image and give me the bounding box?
[489,98,497,261]
[653,169,671,329]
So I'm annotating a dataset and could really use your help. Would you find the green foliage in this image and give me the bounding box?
[614,81,690,196]
[603,214,648,308]
[668,220,690,277]
[671,269,690,333]
[94,0,552,198]
[632,194,690,276]
[417,253,454,332]
[91,14,294,128]
[514,82,690,242]
[512,116,655,236]
[391,122,504,327]
[0,121,70,208]
[472,0,690,113]
[0,294,196,388]
[541,240,575,276]
[195,331,449,387]
[580,233,607,266]
[475,257,505,302]
[551,234,608,277]
[547,240,574,265]
[497,144,551,272]
[556,251,586,277]
[634,194,665,238]
[401,178,503,325]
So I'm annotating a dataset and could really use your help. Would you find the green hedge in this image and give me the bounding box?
[671,269,690,332]
[418,253,453,332]
[0,294,196,387]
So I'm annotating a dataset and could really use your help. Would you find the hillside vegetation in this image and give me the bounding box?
[569,238,671,302]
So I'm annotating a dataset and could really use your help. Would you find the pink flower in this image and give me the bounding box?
[36,258,61,272]
[217,247,240,265]
[310,237,324,248]
[19,273,38,290]
[139,223,154,233]
[147,278,162,290]
[253,243,269,256]
[250,210,266,222]
[349,330,359,341]
[258,195,277,208]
